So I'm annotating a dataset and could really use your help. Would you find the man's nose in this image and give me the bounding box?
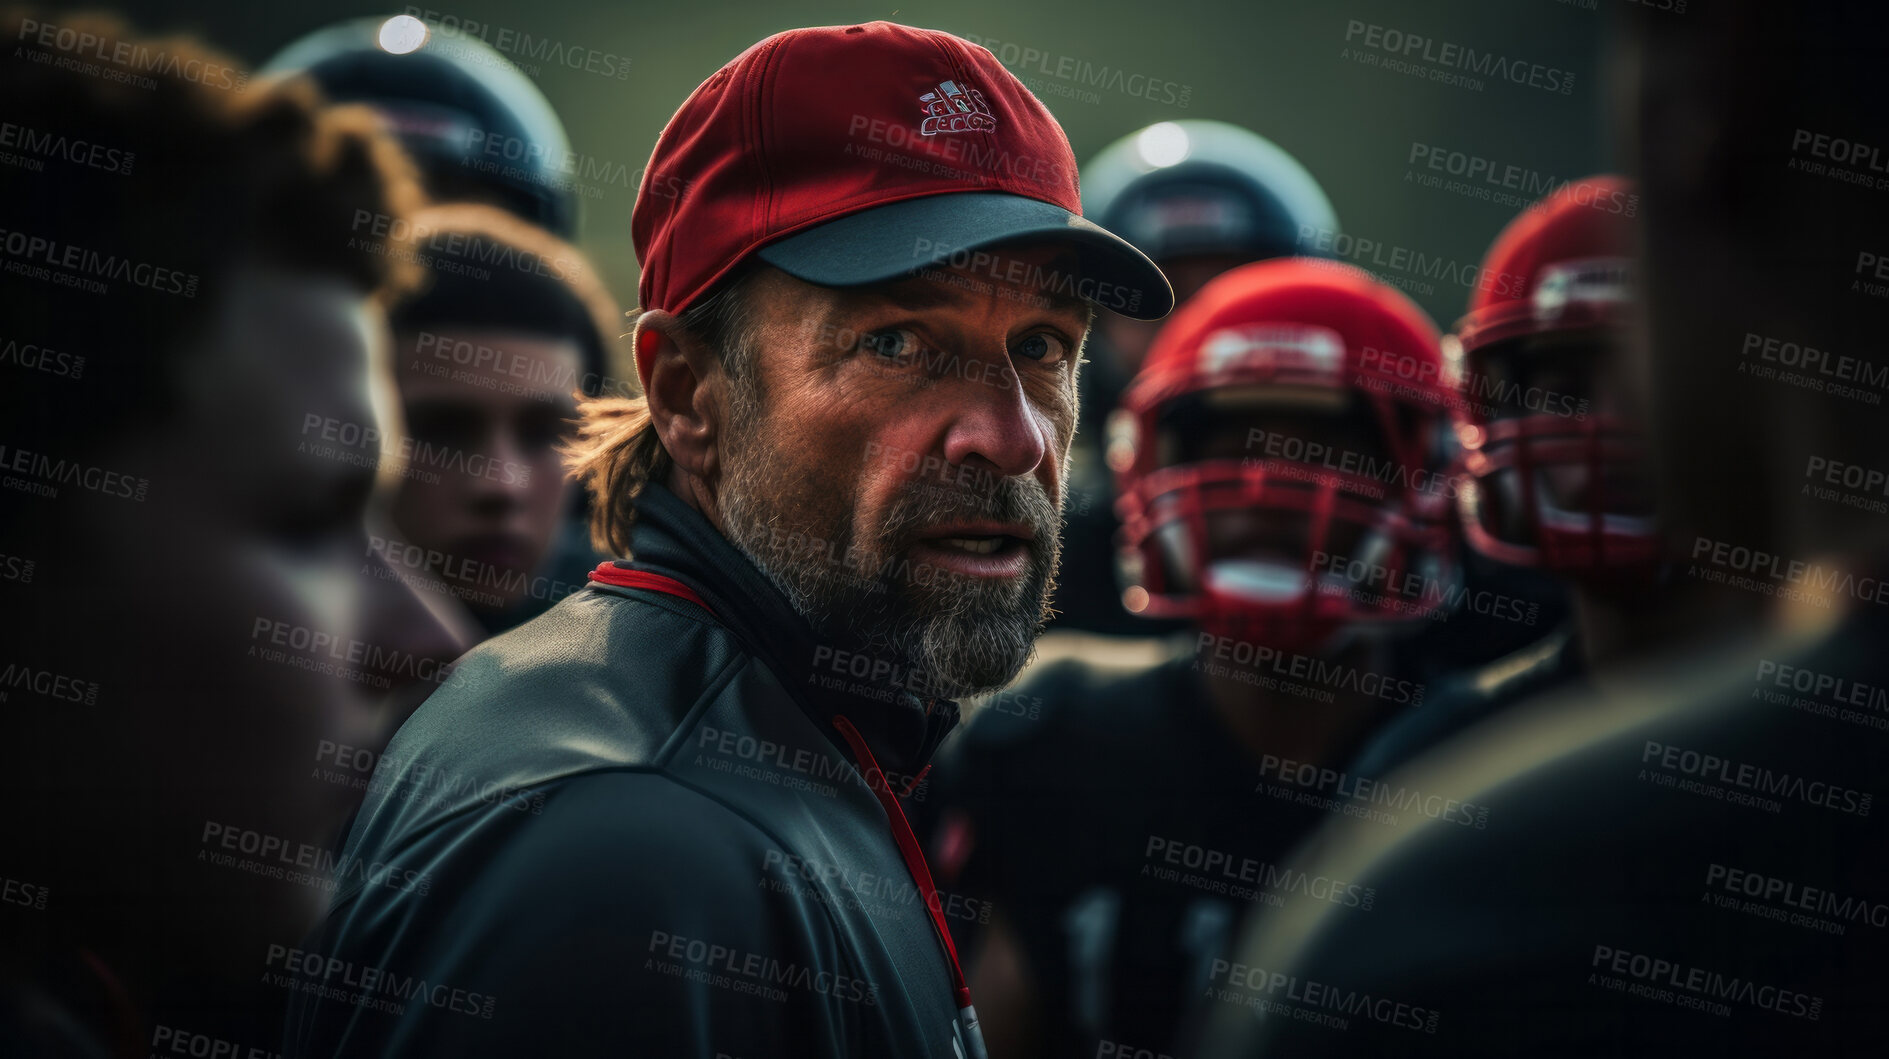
[467,428,532,510]
[939,354,1051,479]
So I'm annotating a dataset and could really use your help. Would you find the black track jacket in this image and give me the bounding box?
[283,484,984,1058]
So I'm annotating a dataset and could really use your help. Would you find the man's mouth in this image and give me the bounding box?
[935,535,1007,555]
[911,522,1035,577]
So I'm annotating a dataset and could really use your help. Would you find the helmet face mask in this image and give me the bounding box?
[1455,332,1657,572]
[1113,261,1459,657]
[1448,177,1658,579]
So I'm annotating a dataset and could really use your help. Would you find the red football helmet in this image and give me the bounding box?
[1448,175,1654,575]
[1109,258,1458,654]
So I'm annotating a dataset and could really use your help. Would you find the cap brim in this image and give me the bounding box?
[755,191,1174,320]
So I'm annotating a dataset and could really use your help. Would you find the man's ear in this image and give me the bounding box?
[633,310,724,486]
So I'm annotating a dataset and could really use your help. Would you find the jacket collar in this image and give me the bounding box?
[621,483,959,786]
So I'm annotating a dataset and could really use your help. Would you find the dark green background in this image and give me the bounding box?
[114,0,1617,327]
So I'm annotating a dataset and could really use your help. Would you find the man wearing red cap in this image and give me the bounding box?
[284,22,1169,1059]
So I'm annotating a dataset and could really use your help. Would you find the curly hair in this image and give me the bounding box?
[0,9,425,474]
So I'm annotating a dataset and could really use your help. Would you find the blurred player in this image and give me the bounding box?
[1347,175,1657,776]
[263,14,581,238]
[381,203,623,634]
[266,16,616,634]
[930,259,1456,1059]
[1207,4,1889,1054]
[0,10,466,1052]
[1056,121,1339,635]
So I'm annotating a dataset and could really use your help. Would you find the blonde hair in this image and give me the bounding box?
[561,268,760,555]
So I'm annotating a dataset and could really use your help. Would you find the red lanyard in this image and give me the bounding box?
[830,714,972,1010]
[588,564,974,1008]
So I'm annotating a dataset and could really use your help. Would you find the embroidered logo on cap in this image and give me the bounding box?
[918,80,996,136]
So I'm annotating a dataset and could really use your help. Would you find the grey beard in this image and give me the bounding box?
[717,388,1061,699]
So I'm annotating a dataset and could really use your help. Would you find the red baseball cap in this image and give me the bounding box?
[631,21,1173,324]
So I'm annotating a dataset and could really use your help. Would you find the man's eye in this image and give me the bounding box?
[861,328,919,360]
[1014,332,1069,365]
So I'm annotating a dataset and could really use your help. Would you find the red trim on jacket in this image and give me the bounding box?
[587,562,715,616]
